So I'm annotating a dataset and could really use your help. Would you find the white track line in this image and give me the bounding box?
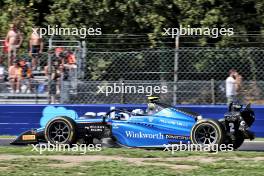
[244,140,264,143]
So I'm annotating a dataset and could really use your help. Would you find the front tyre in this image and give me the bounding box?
[191,119,224,146]
[45,116,77,145]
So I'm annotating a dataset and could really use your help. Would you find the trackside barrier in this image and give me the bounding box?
[0,104,263,137]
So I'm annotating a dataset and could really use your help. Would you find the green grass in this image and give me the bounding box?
[0,146,264,176]
[0,138,264,176]
[0,158,176,176]
[0,150,264,176]
[1,146,264,158]
[144,158,264,175]
[187,159,264,176]
[0,146,199,157]
[0,136,15,139]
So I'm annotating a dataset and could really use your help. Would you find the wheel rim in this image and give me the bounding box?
[48,120,71,143]
[195,124,218,145]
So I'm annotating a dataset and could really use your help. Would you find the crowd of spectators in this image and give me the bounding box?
[8,58,33,93]
[1,23,77,98]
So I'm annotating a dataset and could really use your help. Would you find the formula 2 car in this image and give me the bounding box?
[11,97,255,149]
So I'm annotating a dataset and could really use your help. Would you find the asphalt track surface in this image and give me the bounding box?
[0,138,263,151]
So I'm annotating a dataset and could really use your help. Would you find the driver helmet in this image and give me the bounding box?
[146,103,158,115]
[148,103,156,111]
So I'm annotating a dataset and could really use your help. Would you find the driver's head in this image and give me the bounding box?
[148,103,156,111]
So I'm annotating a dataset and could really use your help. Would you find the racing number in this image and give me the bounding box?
[229,122,235,132]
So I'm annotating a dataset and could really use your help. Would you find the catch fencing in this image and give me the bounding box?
[1,37,264,104]
[66,47,264,105]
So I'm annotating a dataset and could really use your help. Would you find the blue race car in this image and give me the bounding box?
[11,97,255,149]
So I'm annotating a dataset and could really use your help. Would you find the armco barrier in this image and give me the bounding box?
[0,104,146,136]
[0,104,263,137]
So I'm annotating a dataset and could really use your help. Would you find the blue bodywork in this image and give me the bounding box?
[75,107,197,147]
[9,102,257,147]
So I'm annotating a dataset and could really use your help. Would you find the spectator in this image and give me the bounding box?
[0,56,6,92]
[55,47,64,58]
[64,50,77,70]
[5,23,23,68]
[29,27,43,70]
[8,59,21,93]
[50,59,62,103]
[44,56,63,78]
[226,69,242,105]
[2,40,8,54]
[19,58,33,93]
[0,56,5,81]
[43,48,65,74]
[44,58,63,103]
[55,47,66,66]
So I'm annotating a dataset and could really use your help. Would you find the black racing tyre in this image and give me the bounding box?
[233,138,244,150]
[45,116,77,145]
[230,131,245,150]
[191,119,224,146]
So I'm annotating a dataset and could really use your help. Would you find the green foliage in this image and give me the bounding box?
[0,0,263,82]
[1,0,263,46]
[0,0,37,52]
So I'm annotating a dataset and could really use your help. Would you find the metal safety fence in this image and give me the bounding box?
[61,80,264,105]
[1,37,264,104]
[65,47,264,105]
[0,37,84,104]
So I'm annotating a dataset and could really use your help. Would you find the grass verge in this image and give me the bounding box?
[0,148,264,176]
[0,136,15,139]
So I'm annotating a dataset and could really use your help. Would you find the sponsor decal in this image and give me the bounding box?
[130,117,146,122]
[164,134,190,140]
[22,135,36,140]
[159,119,188,127]
[125,131,164,139]
[85,125,105,132]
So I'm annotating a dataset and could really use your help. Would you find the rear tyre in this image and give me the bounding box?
[228,131,245,150]
[233,138,244,150]
[191,119,224,146]
[45,116,77,145]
